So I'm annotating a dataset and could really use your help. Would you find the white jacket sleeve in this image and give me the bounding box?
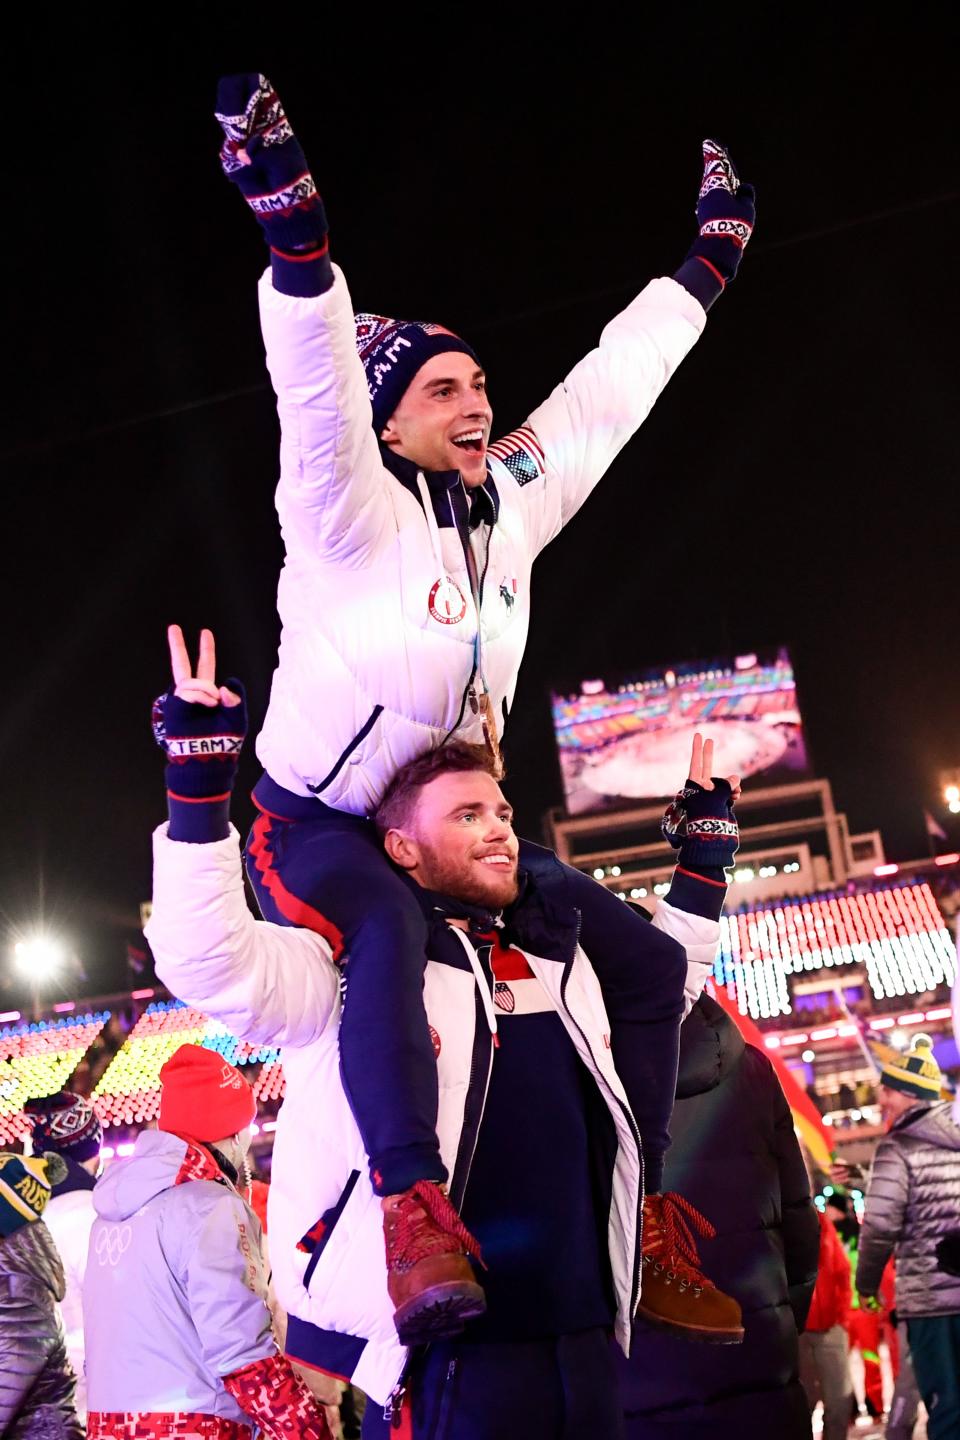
[651,897,721,1017]
[146,824,340,1049]
[259,265,392,568]
[504,277,706,556]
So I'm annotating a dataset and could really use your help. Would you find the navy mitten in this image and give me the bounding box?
[215,73,332,297]
[674,140,756,310]
[661,776,738,919]
[152,684,247,842]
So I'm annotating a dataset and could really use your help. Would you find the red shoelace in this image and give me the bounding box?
[388,1181,485,1271]
[643,1192,717,1293]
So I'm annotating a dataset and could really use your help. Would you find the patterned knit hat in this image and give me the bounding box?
[24,1090,103,1164]
[159,1044,256,1143]
[354,313,481,435]
[0,1151,66,1237]
[879,1033,943,1101]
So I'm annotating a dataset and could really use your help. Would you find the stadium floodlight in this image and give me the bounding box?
[13,935,65,979]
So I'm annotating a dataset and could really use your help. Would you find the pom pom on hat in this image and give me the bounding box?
[879,1032,943,1101]
[158,1044,257,1144]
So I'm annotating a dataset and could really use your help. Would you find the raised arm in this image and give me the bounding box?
[654,733,741,1012]
[491,141,755,555]
[216,74,390,566]
[147,627,340,1049]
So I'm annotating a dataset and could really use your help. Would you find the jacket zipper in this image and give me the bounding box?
[307,703,384,795]
[449,949,496,1209]
[557,912,645,1335]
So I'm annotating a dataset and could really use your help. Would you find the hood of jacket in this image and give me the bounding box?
[675,993,746,1100]
[93,1129,235,1223]
[891,1100,960,1151]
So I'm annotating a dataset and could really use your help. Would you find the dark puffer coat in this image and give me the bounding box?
[856,1100,960,1316]
[0,1220,83,1439]
[617,994,820,1439]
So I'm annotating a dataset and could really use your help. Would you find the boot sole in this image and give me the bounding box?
[394,1282,487,1344]
[635,1304,744,1346]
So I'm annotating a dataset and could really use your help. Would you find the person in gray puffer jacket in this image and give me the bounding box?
[0,1150,83,1439]
[856,1033,960,1440]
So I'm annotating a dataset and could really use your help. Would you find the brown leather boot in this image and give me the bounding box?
[382,1181,486,1343]
[636,1192,744,1344]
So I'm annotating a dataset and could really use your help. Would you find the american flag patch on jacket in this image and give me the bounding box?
[488,425,546,486]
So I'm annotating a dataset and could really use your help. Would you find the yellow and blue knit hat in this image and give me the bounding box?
[879,1033,943,1102]
[0,1152,66,1237]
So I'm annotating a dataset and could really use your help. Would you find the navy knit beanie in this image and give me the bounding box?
[24,1090,104,1165]
[354,313,481,435]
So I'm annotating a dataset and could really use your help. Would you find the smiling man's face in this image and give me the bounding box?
[379,351,493,488]
[383,767,519,909]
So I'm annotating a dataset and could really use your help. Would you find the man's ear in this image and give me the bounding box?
[380,414,399,445]
[383,827,419,871]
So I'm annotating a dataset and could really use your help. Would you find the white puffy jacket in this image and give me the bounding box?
[255,266,706,812]
[146,825,720,1406]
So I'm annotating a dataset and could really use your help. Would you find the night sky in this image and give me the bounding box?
[3,15,958,1005]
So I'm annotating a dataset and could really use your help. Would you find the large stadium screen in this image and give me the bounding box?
[551,647,811,816]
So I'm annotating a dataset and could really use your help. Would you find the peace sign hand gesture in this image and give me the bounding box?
[167,624,243,709]
[661,732,741,869]
[152,628,248,830]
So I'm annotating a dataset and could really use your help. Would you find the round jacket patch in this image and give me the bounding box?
[428,576,467,625]
[429,1025,442,1058]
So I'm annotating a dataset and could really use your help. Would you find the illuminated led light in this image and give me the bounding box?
[934,853,960,866]
[52,1002,75,1014]
[810,1028,838,1041]
[838,1024,858,1037]
[593,868,605,880]
[654,883,669,896]
[131,988,155,1000]
[780,1033,810,1047]
[949,800,960,815]
[13,936,66,978]
[0,1012,21,1024]
[116,1143,135,1157]
[873,864,899,877]
[870,1017,896,1029]
[262,1120,278,1133]
[890,1029,908,1049]
[946,785,960,804]
[925,1006,953,1021]
[94,1001,284,1130]
[0,1012,111,1146]
[101,1146,115,1160]
[896,1012,926,1025]
[764,1037,781,1049]
[801,1049,815,1062]
[611,866,621,877]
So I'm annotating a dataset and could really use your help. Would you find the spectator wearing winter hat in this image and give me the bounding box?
[856,1034,960,1440]
[83,1043,333,1440]
[0,1150,84,1438]
[23,1090,103,1422]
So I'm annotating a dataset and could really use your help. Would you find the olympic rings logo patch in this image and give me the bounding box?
[95,1223,132,1267]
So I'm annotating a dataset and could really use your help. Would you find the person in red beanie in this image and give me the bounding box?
[83,1043,333,1440]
